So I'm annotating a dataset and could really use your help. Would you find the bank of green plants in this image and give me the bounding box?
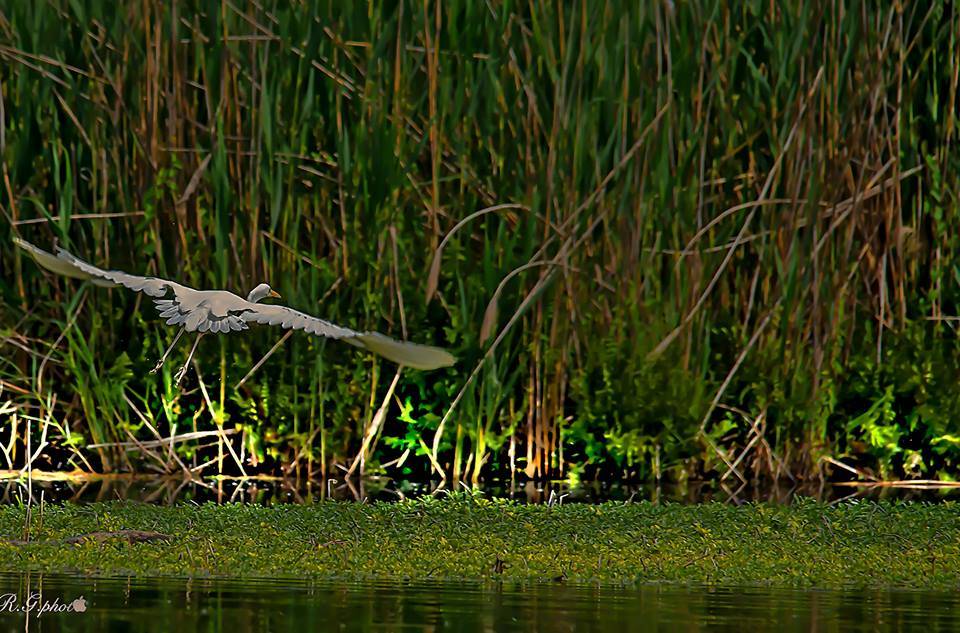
[1,2,960,482]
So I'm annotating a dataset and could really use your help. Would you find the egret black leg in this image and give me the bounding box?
[174,333,204,387]
[150,327,186,374]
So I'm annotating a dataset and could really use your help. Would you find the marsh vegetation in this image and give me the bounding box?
[1,2,959,487]
[4,495,960,589]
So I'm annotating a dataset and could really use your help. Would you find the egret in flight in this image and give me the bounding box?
[14,238,455,385]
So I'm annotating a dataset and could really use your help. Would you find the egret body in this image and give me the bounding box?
[14,238,455,385]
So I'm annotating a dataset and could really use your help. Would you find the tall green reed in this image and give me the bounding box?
[0,1,958,483]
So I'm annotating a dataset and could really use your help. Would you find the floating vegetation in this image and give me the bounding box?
[2,496,960,588]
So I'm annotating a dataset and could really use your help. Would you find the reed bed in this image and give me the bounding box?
[0,2,958,484]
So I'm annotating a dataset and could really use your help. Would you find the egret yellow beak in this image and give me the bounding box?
[269,289,281,299]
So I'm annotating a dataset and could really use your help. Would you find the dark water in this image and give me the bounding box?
[0,573,956,632]
[7,476,960,507]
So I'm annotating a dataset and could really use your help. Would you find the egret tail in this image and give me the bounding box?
[347,332,456,370]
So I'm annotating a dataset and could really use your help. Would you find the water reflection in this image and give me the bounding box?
[0,572,957,633]
[2,475,959,506]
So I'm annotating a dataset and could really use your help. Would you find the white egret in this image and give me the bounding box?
[14,238,455,385]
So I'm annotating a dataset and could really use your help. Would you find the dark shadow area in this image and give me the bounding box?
[4,476,960,506]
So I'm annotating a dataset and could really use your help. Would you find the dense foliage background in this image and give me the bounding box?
[1,1,959,484]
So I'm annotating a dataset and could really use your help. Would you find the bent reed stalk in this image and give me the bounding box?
[0,2,958,484]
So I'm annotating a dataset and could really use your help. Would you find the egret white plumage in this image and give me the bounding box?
[14,238,455,385]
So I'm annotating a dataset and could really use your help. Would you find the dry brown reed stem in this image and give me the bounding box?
[833,480,960,489]
[700,304,779,441]
[429,102,671,478]
[12,212,147,226]
[117,427,169,474]
[36,291,87,395]
[88,429,238,450]
[120,393,190,474]
[424,203,530,303]
[650,67,825,362]
[478,260,577,346]
[23,414,31,542]
[820,456,880,483]
[233,330,293,390]
[346,369,402,478]
[2,2,955,483]
[193,358,247,477]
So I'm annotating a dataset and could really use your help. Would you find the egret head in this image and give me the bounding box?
[247,283,281,303]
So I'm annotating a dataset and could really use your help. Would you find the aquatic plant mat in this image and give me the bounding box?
[2,497,957,588]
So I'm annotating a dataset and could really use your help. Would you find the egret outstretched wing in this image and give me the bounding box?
[239,303,360,339]
[15,237,457,371]
[239,303,456,370]
[14,237,223,335]
[14,237,188,298]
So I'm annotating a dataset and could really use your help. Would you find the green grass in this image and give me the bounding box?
[2,496,959,588]
[1,2,960,484]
